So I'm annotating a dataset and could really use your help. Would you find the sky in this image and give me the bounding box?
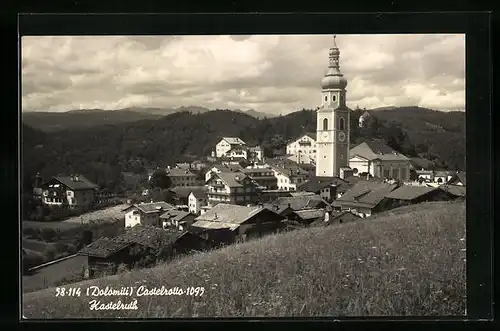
[21,34,466,115]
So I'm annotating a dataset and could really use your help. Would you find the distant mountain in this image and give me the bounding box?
[22,106,465,194]
[23,106,275,132]
[22,110,162,133]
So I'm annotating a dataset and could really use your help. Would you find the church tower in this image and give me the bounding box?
[316,36,350,177]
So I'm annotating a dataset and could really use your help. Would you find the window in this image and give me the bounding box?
[400,168,407,180]
[324,95,327,102]
[332,95,336,102]
[392,168,399,179]
[323,118,328,130]
[339,117,345,130]
[383,169,390,178]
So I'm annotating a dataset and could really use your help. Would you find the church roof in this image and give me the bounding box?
[349,140,410,162]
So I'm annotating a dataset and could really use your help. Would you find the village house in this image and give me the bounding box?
[189,203,286,245]
[264,195,329,218]
[242,167,278,190]
[123,201,174,228]
[42,174,99,208]
[78,225,208,278]
[358,110,375,128]
[409,157,435,171]
[169,185,206,206]
[204,164,245,182]
[383,185,456,209]
[215,137,246,158]
[165,167,200,187]
[415,169,435,182]
[297,176,353,202]
[439,184,466,199]
[297,163,316,178]
[285,133,317,164]
[206,172,260,207]
[332,180,399,218]
[224,144,248,160]
[271,165,309,191]
[160,210,196,231]
[188,189,208,215]
[288,209,326,225]
[446,171,466,186]
[286,153,316,165]
[349,140,412,182]
[433,170,455,184]
[247,146,264,163]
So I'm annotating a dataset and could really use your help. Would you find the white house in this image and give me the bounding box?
[248,146,264,162]
[215,137,246,158]
[225,145,248,160]
[204,164,244,182]
[271,165,309,191]
[286,133,317,164]
[123,201,174,228]
[348,140,411,181]
[434,171,455,184]
[42,174,99,208]
[188,190,207,215]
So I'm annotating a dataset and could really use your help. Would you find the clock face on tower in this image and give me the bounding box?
[338,132,346,142]
[322,132,329,141]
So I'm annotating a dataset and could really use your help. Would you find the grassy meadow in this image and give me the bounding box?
[23,201,466,318]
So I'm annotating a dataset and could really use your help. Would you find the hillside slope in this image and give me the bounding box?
[23,201,466,318]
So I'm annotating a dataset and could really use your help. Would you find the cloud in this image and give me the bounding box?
[21,34,465,114]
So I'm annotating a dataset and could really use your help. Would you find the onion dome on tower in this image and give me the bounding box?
[321,35,348,90]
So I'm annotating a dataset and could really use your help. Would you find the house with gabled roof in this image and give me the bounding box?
[285,132,317,164]
[446,171,466,186]
[204,164,245,182]
[349,139,412,182]
[78,225,208,278]
[122,201,174,228]
[160,209,196,231]
[271,164,309,191]
[332,180,399,217]
[206,172,260,207]
[189,203,285,244]
[297,176,353,202]
[215,137,246,158]
[383,185,456,209]
[165,167,200,187]
[263,195,328,218]
[42,174,99,208]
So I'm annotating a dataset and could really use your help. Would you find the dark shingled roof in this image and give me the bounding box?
[120,225,183,250]
[350,140,410,162]
[297,176,351,193]
[212,172,251,188]
[333,180,398,208]
[410,157,435,170]
[166,168,197,177]
[122,201,174,214]
[53,175,99,191]
[266,195,327,213]
[385,185,439,201]
[292,209,325,220]
[78,237,132,258]
[194,203,283,225]
[440,184,466,197]
[160,210,193,222]
[170,186,206,199]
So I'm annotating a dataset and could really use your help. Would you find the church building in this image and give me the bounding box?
[315,36,350,177]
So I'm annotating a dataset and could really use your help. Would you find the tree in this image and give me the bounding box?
[149,169,172,189]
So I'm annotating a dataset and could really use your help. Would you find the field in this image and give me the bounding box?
[23,255,89,293]
[22,201,466,318]
[62,204,128,224]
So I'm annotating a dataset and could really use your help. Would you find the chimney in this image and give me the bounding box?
[288,203,291,208]
[214,213,218,220]
[366,173,370,181]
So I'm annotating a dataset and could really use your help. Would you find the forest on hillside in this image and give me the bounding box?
[22,107,465,196]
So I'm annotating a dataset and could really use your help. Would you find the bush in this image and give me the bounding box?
[41,228,58,242]
[42,246,58,261]
[116,263,130,274]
